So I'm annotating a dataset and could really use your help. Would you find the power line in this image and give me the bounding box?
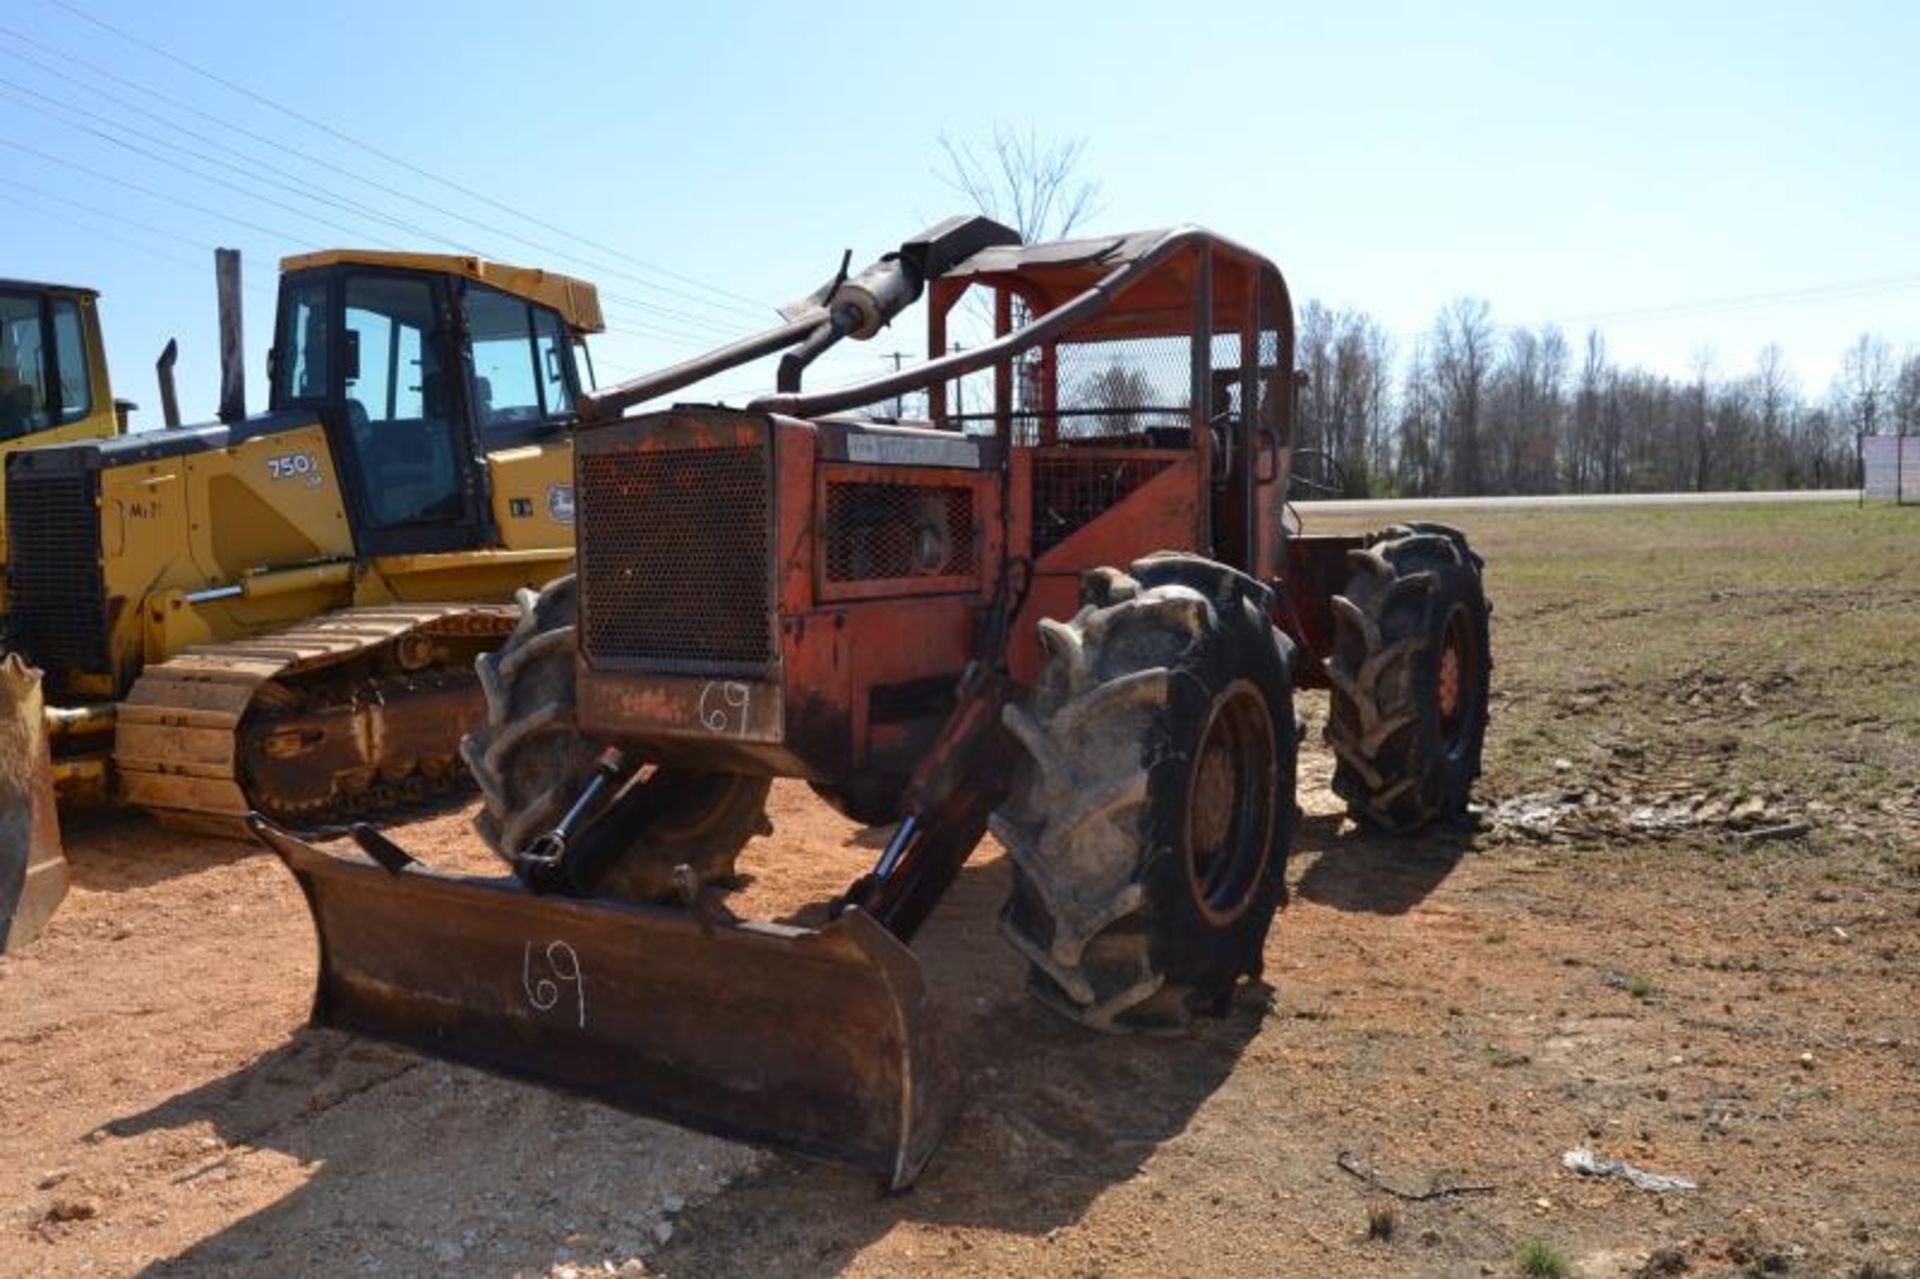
[0,26,764,326]
[0,173,274,265]
[0,77,745,344]
[7,187,272,292]
[1393,273,1920,345]
[41,0,776,320]
[0,133,325,250]
[0,47,485,253]
[1541,274,1920,328]
[0,35,756,337]
[0,79,417,253]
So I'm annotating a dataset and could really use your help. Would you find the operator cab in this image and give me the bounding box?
[0,281,120,443]
[268,251,603,555]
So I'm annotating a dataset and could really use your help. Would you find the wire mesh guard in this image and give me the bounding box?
[1031,454,1176,555]
[578,443,773,672]
[824,482,976,581]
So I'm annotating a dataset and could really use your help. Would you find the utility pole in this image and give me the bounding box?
[881,351,909,421]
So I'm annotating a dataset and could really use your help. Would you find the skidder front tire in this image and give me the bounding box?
[1325,523,1491,831]
[460,574,771,901]
[992,554,1298,1033]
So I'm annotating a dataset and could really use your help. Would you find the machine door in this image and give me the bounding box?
[336,273,488,554]
[273,269,491,556]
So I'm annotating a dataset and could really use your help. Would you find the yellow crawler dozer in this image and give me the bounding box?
[0,250,602,951]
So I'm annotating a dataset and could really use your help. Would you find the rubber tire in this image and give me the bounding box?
[460,574,771,901]
[992,553,1298,1033]
[1324,522,1491,831]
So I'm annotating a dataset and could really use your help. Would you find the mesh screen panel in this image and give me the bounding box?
[6,467,110,680]
[1030,453,1175,556]
[824,482,976,581]
[577,441,773,672]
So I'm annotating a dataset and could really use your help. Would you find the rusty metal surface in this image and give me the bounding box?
[240,667,486,818]
[0,654,69,953]
[254,819,960,1188]
[576,416,777,677]
[1277,533,1369,690]
[115,605,516,831]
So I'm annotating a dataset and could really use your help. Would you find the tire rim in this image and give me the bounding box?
[1184,680,1278,927]
[1437,603,1480,760]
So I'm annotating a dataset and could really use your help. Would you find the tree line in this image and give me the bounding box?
[1292,300,1920,497]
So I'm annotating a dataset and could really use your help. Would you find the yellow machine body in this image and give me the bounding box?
[2,250,600,837]
[0,281,124,579]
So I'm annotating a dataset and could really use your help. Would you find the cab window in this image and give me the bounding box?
[51,300,92,423]
[341,274,464,529]
[273,278,331,404]
[0,292,52,439]
[465,284,574,439]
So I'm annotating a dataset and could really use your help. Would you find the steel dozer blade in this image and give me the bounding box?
[0,654,68,955]
[253,818,960,1188]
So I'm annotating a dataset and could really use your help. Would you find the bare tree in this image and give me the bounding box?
[1074,364,1156,436]
[1753,343,1798,484]
[1430,298,1495,494]
[1894,349,1920,436]
[936,125,1101,242]
[1842,333,1895,437]
[1570,329,1607,491]
[1688,347,1714,491]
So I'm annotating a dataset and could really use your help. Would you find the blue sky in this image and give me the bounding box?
[3,0,1914,424]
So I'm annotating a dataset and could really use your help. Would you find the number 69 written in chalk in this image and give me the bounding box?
[522,939,586,1029]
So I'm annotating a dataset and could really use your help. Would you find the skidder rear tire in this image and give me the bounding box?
[461,574,770,899]
[1325,523,1491,831]
[993,554,1298,1032]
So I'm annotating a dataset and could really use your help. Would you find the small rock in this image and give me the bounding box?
[36,1168,72,1190]
[1552,758,1574,772]
[46,1196,101,1222]
[618,1262,648,1277]
[83,1128,108,1146]
[1534,1197,1552,1210]
[652,1221,674,1246]
[661,1194,685,1215]
[1799,1052,1815,1070]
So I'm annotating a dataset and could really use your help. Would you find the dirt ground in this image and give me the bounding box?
[2,503,1915,1278]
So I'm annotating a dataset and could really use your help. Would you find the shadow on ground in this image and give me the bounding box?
[62,816,260,896]
[106,852,1268,1276]
[1290,812,1476,915]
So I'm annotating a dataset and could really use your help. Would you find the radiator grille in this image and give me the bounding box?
[824,482,975,581]
[1031,453,1174,555]
[6,466,110,679]
[577,440,773,673]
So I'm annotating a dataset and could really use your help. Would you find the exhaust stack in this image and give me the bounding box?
[216,247,244,423]
[156,338,181,428]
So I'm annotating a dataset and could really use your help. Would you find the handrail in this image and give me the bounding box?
[747,226,1210,420]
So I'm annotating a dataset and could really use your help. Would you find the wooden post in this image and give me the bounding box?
[216,248,245,423]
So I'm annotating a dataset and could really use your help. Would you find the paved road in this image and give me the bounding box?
[1295,489,1857,515]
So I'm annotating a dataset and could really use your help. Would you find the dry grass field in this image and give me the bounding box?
[2,501,1914,1278]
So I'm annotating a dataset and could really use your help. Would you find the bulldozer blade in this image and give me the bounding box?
[0,654,69,954]
[253,818,960,1188]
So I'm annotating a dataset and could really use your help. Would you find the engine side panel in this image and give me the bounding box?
[574,411,989,791]
[482,438,576,552]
